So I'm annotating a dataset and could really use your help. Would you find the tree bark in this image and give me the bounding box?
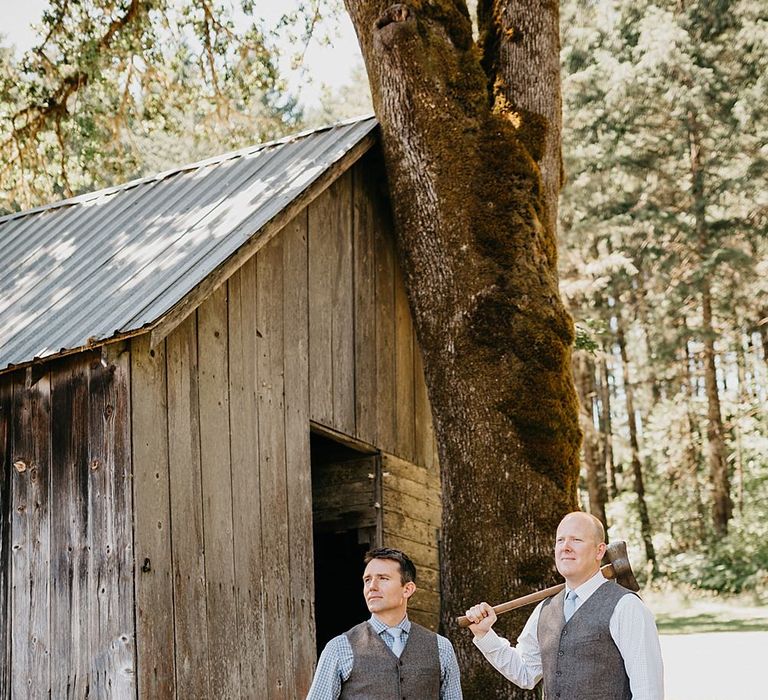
[573,351,608,529]
[758,310,768,373]
[701,285,732,535]
[616,319,657,574]
[632,264,661,402]
[597,351,617,498]
[688,110,732,536]
[681,330,706,544]
[344,2,580,696]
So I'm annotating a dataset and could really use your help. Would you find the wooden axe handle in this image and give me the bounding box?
[456,562,617,628]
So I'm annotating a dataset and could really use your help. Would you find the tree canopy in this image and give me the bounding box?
[0,0,347,212]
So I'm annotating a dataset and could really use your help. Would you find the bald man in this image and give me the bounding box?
[464,512,664,699]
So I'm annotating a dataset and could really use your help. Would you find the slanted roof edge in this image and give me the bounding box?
[0,113,377,226]
[145,127,378,349]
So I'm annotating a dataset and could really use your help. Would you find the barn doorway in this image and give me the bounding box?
[310,429,382,654]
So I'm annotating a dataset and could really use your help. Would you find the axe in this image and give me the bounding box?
[456,540,639,628]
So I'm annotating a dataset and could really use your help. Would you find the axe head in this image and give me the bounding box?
[604,540,640,592]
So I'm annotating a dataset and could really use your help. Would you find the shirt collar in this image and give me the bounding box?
[565,569,607,603]
[369,615,410,635]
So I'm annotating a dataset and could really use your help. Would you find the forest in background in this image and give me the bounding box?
[2,0,766,596]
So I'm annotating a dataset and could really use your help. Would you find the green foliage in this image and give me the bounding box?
[574,319,608,354]
[665,523,768,595]
[562,0,768,588]
[0,0,331,213]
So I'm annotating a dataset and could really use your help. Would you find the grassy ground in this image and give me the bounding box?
[643,585,768,634]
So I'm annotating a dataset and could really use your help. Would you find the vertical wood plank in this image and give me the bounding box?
[50,356,90,698]
[131,334,176,698]
[375,205,397,454]
[283,213,314,697]
[0,377,15,696]
[413,343,436,472]
[308,189,334,427]
[166,314,210,697]
[198,285,240,697]
[331,172,356,435]
[257,237,293,699]
[87,345,135,697]
[394,268,416,461]
[10,372,51,698]
[228,261,268,697]
[353,162,378,445]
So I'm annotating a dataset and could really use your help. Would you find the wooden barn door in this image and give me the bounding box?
[310,433,382,654]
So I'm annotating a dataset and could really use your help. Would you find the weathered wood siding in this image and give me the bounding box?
[0,346,135,698]
[381,453,441,629]
[132,225,314,699]
[0,377,12,696]
[135,150,440,697]
[0,150,440,698]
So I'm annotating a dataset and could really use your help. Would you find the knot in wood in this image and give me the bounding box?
[13,460,27,473]
[375,4,413,31]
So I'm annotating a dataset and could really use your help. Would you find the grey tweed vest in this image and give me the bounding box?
[340,621,441,700]
[538,580,636,700]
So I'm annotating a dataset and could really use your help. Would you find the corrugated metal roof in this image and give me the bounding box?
[0,115,378,373]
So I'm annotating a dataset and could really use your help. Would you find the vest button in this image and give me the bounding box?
[556,671,562,677]
[562,630,567,636]
[558,650,564,656]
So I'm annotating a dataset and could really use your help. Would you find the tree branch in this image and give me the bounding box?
[6,0,144,147]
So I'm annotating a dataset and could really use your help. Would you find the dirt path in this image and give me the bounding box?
[660,631,766,699]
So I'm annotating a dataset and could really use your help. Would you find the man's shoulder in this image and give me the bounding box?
[613,588,654,614]
[435,632,458,654]
[597,579,640,602]
[408,621,442,641]
[321,631,355,655]
[408,624,457,654]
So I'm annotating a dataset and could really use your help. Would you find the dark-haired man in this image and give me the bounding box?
[464,512,664,699]
[306,547,462,699]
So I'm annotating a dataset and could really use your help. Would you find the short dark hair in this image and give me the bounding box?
[364,547,417,585]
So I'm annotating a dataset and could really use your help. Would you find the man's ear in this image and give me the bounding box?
[403,581,416,600]
[597,542,607,561]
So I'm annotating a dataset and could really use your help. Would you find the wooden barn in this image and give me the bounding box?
[0,117,443,699]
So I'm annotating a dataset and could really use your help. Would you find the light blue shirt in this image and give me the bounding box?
[306,615,463,699]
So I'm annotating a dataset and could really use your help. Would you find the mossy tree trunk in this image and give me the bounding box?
[344,2,581,697]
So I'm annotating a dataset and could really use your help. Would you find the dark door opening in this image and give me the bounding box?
[313,530,369,652]
[311,430,381,655]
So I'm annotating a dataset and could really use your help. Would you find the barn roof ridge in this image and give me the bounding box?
[0,114,379,375]
[0,113,377,226]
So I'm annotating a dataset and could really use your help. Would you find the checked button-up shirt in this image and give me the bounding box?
[306,615,463,699]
